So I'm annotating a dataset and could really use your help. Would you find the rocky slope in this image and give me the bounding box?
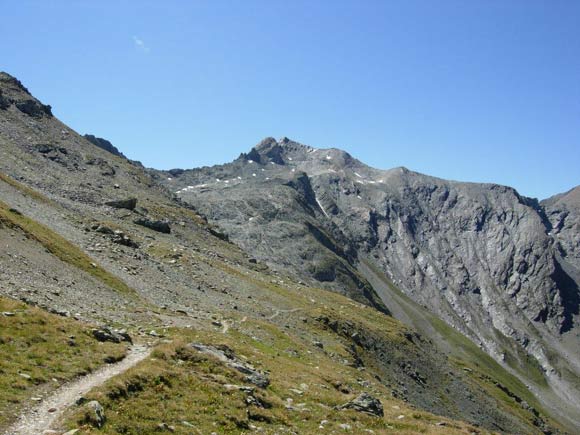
[156,137,580,430]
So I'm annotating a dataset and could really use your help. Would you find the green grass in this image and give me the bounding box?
[0,200,136,297]
[430,316,544,412]
[363,260,557,431]
[62,325,486,435]
[0,172,54,205]
[0,297,128,429]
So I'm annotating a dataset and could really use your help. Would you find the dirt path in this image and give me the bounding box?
[4,344,151,435]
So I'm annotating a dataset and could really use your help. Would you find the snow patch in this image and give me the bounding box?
[315,196,330,218]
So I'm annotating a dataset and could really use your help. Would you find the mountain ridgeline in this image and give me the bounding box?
[155,137,580,429]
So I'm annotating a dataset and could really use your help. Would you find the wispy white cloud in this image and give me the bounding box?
[132,36,150,53]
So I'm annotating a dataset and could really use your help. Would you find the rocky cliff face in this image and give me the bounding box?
[157,137,580,427]
[543,187,580,277]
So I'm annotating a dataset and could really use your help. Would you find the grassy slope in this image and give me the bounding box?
[0,198,136,297]
[361,260,561,432]
[63,323,488,435]
[0,297,128,429]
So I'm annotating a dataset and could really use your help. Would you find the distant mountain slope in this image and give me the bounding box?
[156,137,580,429]
[543,186,580,274]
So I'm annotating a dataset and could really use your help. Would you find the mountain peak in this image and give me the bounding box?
[243,137,311,165]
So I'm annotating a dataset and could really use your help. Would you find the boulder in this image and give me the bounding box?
[134,218,171,234]
[112,230,139,248]
[93,224,115,235]
[92,327,132,344]
[339,392,384,417]
[105,198,137,210]
[191,343,270,388]
[85,400,106,428]
[15,99,52,118]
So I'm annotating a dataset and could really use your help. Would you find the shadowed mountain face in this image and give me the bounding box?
[156,137,580,427]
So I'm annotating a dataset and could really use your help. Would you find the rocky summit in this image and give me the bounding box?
[0,72,579,434]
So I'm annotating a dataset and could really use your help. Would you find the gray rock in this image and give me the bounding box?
[92,327,132,344]
[134,217,171,234]
[93,224,115,235]
[112,230,139,248]
[191,343,270,388]
[105,198,137,210]
[313,340,324,349]
[84,134,126,158]
[85,400,105,428]
[15,99,52,118]
[156,422,175,432]
[339,392,384,417]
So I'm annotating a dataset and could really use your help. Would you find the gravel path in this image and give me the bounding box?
[3,345,151,435]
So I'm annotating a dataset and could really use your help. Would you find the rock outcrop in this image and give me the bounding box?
[191,343,270,388]
[105,198,137,211]
[84,134,126,158]
[134,217,171,234]
[339,392,384,417]
[0,72,52,118]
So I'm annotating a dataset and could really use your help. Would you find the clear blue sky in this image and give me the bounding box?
[2,1,579,199]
